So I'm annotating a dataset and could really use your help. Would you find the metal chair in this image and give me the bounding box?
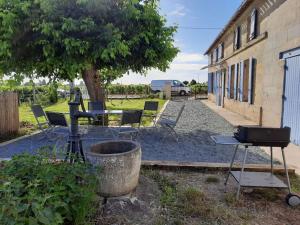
[88,101,104,111]
[88,101,104,125]
[44,111,70,151]
[117,110,143,140]
[31,104,52,137]
[142,101,159,126]
[45,111,68,127]
[157,104,185,142]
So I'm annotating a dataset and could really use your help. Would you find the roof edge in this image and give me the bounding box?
[204,0,255,55]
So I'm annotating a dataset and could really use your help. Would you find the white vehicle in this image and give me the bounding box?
[150,80,191,96]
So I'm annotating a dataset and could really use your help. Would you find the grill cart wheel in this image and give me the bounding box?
[286,193,300,207]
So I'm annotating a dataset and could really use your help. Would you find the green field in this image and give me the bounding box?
[20,98,166,126]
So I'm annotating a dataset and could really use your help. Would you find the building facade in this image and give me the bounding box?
[204,0,300,144]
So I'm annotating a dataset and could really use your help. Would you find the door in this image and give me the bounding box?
[282,49,300,145]
[221,70,226,107]
[215,71,222,106]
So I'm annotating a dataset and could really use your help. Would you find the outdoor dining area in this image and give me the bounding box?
[25,90,185,160]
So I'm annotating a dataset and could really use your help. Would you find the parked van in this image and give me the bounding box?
[150,80,191,96]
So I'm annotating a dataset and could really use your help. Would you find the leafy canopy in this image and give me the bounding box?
[0,0,179,81]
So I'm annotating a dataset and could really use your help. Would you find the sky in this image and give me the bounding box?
[114,0,243,84]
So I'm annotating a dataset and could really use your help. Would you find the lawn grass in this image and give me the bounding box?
[19,98,166,126]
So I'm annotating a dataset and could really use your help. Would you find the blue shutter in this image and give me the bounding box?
[248,58,255,104]
[208,73,212,93]
[213,72,216,94]
[234,64,239,100]
[215,72,219,103]
[239,61,244,101]
[227,66,231,98]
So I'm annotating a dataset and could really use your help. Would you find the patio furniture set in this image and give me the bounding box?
[31,99,185,147]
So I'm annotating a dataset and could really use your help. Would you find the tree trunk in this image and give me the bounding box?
[82,65,105,104]
[82,65,107,125]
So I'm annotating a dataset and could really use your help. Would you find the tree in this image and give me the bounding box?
[182,80,189,85]
[0,0,179,103]
[190,79,197,85]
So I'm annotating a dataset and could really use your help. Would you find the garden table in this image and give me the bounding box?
[211,135,290,200]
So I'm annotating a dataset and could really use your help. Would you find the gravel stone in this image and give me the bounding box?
[0,99,272,164]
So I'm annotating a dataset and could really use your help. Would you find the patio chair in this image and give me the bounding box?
[88,101,104,125]
[31,104,52,137]
[44,111,70,150]
[117,110,143,140]
[88,101,104,111]
[157,104,185,142]
[142,101,159,126]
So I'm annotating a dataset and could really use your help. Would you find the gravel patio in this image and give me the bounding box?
[0,99,271,164]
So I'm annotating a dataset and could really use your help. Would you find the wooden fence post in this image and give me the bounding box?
[0,92,19,136]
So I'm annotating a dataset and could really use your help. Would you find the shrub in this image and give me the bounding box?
[190,83,208,95]
[107,84,151,95]
[0,154,99,225]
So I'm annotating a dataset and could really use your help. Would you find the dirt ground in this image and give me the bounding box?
[93,169,300,225]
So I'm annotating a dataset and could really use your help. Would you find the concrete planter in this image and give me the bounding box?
[86,140,142,197]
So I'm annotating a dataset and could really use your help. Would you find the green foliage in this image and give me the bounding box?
[0,154,99,225]
[0,82,65,104]
[0,0,178,83]
[190,82,208,95]
[107,84,151,95]
[48,82,58,104]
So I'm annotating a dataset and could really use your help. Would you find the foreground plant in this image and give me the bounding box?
[0,154,99,225]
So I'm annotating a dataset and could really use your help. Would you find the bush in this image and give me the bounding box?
[107,84,151,95]
[0,154,99,225]
[190,83,208,95]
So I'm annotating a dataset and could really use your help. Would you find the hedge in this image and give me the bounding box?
[107,84,151,95]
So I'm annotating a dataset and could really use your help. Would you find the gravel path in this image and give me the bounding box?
[0,99,271,164]
[140,99,271,163]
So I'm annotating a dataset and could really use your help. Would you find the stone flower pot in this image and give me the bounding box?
[86,140,142,197]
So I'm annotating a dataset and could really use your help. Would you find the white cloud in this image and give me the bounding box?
[174,52,206,63]
[168,4,186,17]
[113,52,208,85]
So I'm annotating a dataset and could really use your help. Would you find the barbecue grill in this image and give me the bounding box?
[211,126,300,206]
[234,126,291,147]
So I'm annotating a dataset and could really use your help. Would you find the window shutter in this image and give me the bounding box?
[221,43,224,58]
[227,66,231,98]
[249,9,257,40]
[234,27,240,50]
[234,63,239,100]
[208,73,211,93]
[239,61,244,102]
[248,58,255,104]
[218,43,224,59]
[213,72,216,93]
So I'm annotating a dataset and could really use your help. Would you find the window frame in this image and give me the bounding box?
[218,43,224,60]
[234,26,241,50]
[249,8,258,41]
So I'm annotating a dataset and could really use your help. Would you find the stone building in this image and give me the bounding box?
[204,0,300,144]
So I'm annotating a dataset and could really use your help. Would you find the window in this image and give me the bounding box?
[208,54,211,65]
[173,80,181,87]
[214,48,218,62]
[249,9,258,41]
[218,43,224,60]
[248,57,256,104]
[234,26,241,50]
[238,60,249,102]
